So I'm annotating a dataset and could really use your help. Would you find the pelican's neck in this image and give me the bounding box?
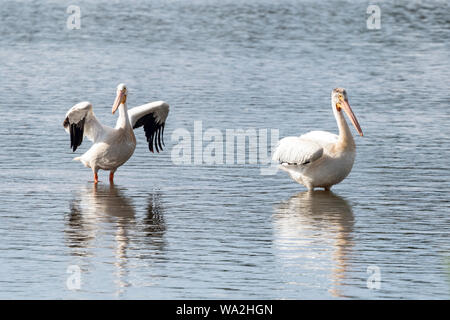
[333,105,355,151]
[116,102,131,130]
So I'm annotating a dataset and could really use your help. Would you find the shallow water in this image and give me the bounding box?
[0,0,449,299]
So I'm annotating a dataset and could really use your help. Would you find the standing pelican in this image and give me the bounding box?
[63,83,169,184]
[272,88,363,191]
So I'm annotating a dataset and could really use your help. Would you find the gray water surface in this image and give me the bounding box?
[0,0,449,299]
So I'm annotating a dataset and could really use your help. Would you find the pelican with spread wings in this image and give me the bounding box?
[272,88,363,191]
[63,83,169,184]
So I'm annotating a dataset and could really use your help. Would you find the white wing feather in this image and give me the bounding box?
[63,101,105,143]
[127,101,170,153]
[299,130,338,147]
[272,136,323,165]
[128,101,169,128]
[272,131,338,165]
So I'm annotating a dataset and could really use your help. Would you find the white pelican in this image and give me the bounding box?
[63,83,169,184]
[272,88,363,191]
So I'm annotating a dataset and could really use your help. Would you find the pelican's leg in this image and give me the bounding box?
[92,167,99,184]
[324,186,331,191]
[109,170,116,184]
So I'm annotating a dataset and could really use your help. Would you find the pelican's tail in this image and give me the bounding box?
[73,156,90,168]
[72,154,91,168]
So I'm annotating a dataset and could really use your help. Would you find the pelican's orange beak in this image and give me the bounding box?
[340,98,363,136]
[112,90,126,114]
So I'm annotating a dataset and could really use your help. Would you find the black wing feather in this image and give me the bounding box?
[63,117,85,152]
[157,124,164,151]
[133,113,165,153]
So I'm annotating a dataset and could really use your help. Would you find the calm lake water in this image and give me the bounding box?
[0,0,449,299]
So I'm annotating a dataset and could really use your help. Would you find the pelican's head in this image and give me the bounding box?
[332,88,363,136]
[112,83,128,114]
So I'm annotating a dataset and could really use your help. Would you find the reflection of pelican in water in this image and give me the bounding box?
[65,184,166,296]
[66,184,136,255]
[273,191,354,298]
